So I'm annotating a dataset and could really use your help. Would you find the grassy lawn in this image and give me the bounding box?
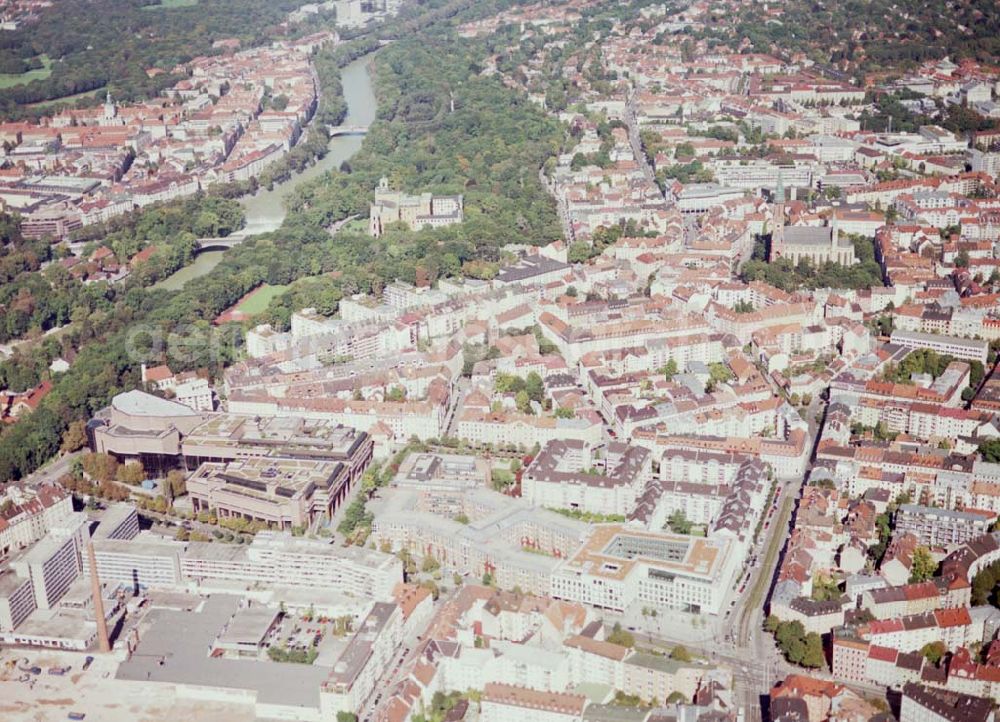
[0,55,52,89]
[142,0,199,9]
[28,86,106,109]
[342,218,368,233]
[234,284,288,315]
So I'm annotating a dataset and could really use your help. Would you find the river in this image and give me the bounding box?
[154,55,377,291]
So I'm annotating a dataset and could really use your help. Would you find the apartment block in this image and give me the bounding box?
[895,505,996,548]
[320,601,404,714]
[522,440,652,517]
[890,330,989,365]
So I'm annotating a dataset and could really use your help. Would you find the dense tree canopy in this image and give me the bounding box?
[0,194,243,349]
[0,2,568,483]
[0,0,316,119]
[705,0,1000,78]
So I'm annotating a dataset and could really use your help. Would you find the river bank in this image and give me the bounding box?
[154,55,377,291]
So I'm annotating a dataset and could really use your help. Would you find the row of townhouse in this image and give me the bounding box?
[0,484,73,558]
[227,383,450,443]
[705,299,822,343]
[456,409,604,450]
[833,636,1000,699]
[632,424,811,481]
[843,396,995,442]
[576,332,731,380]
[892,302,1000,341]
[537,310,714,364]
[833,604,992,680]
[630,457,769,534]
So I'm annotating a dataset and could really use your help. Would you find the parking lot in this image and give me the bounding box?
[263,612,347,666]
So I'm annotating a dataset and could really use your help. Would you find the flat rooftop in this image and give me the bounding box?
[898,504,992,522]
[395,452,488,486]
[23,175,102,193]
[891,330,988,351]
[560,524,729,581]
[183,531,398,572]
[184,414,368,459]
[93,504,137,540]
[0,567,28,595]
[95,532,185,558]
[190,456,345,501]
[117,594,330,709]
[325,601,396,690]
[216,606,280,648]
[11,606,97,642]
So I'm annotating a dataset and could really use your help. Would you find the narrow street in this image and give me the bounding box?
[538,166,574,243]
[624,88,661,193]
[21,451,81,490]
[360,587,462,722]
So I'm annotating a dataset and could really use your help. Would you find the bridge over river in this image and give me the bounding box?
[328,125,369,137]
[194,235,245,251]
[153,57,377,291]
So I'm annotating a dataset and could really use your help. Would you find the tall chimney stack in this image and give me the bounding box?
[87,539,111,653]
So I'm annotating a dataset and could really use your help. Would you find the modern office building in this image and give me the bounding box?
[0,568,35,631]
[181,414,373,473]
[90,535,186,590]
[10,514,88,611]
[550,525,740,615]
[391,452,492,514]
[890,330,989,365]
[0,513,90,639]
[89,390,207,473]
[92,530,402,600]
[93,504,140,542]
[393,452,491,492]
[91,391,373,481]
[187,456,355,529]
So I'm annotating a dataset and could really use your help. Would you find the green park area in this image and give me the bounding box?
[29,87,106,109]
[341,218,369,234]
[0,55,52,90]
[142,0,199,9]
[235,284,289,316]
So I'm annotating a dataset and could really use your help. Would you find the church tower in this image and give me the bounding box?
[102,91,117,125]
[770,173,786,260]
[830,214,847,265]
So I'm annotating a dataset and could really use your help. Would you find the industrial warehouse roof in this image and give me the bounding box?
[117,594,330,709]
